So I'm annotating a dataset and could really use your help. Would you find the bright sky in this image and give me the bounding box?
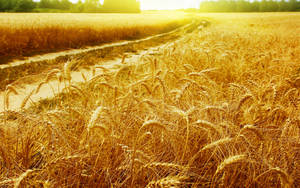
[69,0,200,10]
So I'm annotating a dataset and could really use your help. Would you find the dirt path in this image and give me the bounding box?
[0,20,206,112]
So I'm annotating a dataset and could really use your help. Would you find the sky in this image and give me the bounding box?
[68,0,200,10]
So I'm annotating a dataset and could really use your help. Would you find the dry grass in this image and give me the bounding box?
[0,13,300,187]
[0,12,189,62]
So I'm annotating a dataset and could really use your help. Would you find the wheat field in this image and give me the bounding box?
[0,12,189,63]
[0,13,300,187]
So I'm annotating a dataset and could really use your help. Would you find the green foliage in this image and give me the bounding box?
[199,0,300,12]
[83,0,101,12]
[15,0,36,12]
[39,0,71,10]
[0,0,18,11]
[0,0,141,13]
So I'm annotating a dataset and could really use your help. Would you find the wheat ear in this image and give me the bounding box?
[45,69,60,82]
[20,89,35,109]
[237,94,253,110]
[6,85,18,95]
[63,60,73,81]
[240,124,263,141]
[193,120,221,135]
[188,68,218,77]
[141,83,152,95]
[201,137,233,152]
[4,85,19,110]
[138,131,153,142]
[146,176,189,188]
[202,105,226,113]
[155,76,167,98]
[215,154,247,175]
[87,106,107,132]
[139,120,166,135]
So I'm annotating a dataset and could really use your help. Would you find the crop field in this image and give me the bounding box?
[0,12,189,63]
[0,13,300,187]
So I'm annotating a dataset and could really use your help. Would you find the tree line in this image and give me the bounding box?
[0,0,140,13]
[1,0,299,13]
[199,0,300,12]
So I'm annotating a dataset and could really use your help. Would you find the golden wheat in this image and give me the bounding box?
[1,13,299,188]
[0,12,189,60]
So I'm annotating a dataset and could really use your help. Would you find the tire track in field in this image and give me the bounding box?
[0,20,208,113]
[0,20,205,90]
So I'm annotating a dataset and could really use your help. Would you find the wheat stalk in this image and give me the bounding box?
[14,169,35,188]
[81,72,87,82]
[143,162,185,170]
[121,55,127,64]
[255,167,293,188]
[35,81,47,94]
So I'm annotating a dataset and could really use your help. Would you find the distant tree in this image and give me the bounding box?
[39,0,66,9]
[259,0,268,11]
[73,0,84,12]
[200,1,217,12]
[0,0,6,11]
[103,0,140,13]
[199,0,300,12]
[218,0,235,12]
[251,0,260,12]
[279,0,289,11]
[60,0,72,10]
[39,0,51,8]
[0,0,18,11]
[51,0,60,9]
[14,0,36,12]
[236,0,251,12]
[269,0,279,11]
[228,0,237,12]
[288,0,298,11]
[84,0,101,12]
